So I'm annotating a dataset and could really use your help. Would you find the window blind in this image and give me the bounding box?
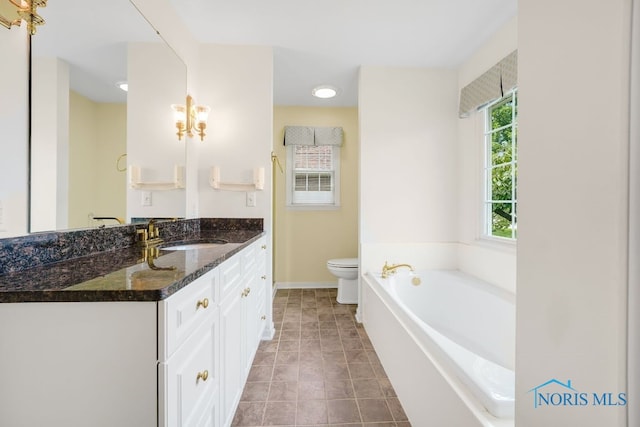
[291,145,336,205]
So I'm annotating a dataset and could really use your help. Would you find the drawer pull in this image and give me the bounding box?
[261,275,267,280]
[196,370,209,383]
[196,298,209,310]
[261,245,267,250]
[241,287,251,298]
[261,315,266,320]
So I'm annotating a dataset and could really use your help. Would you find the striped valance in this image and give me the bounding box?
[459,50,518,118]
[283,126,343,146]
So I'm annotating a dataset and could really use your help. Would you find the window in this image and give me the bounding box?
[484,89,517,239]
[286,144,340,208]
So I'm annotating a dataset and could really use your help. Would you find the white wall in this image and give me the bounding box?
[193,44,274,340]
[457,17,517,293]
[126,43,187,220]
[0,26,29,237]
[359,67,459,276]
[130,0,201,220]
[195,44,273,224]
[516,1,630,426]
[30,58,70,232]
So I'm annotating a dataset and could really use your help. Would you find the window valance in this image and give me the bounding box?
[458,50,518,118]
[284,126,343,146]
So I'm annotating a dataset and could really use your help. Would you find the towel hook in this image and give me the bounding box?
[116,153,127,172]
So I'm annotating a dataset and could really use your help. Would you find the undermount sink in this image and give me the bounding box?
[161,240,228,251]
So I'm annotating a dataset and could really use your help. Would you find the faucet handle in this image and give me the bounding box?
[381,261,390,278]
[136,229,148,242]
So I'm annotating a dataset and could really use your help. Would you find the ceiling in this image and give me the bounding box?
[31,0,517,106]
[31,0,162,104]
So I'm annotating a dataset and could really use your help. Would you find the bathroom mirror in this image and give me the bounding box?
[28,0,187,232]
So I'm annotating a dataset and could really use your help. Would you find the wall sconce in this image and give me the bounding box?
[0,0,47,35]
[171,95,211,141]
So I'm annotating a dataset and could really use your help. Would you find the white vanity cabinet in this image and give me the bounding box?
[220,236,268,427]
[0,236,268,427]
[158,267,220,427]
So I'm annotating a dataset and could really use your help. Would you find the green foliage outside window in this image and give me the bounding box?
[486,91,517,239]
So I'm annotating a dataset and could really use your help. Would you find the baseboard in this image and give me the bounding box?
[262,323,276,340]
[274,281,337,290]
[355,307,363,323]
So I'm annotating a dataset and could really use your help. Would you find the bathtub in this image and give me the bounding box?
[362,269,515,425]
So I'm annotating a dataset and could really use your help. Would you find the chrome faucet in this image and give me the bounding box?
[381,261,414,278]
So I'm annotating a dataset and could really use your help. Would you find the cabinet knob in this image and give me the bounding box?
[261,245,267,250]
[241,287,251,297]
[261,275,267,280]
[261,315,266,320]
[196,298,209,310]
[196,370,209,383]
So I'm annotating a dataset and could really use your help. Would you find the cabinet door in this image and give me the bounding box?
[241,276,259,378]
[220,289,243,427]
[160,315,218,427]
[195,396,219,427]
[219,238,269,427]
[256,237,268,340]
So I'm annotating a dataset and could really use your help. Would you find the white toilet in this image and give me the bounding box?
[326,258,359,304]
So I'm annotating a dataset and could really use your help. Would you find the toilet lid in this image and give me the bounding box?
[327,258,358,268]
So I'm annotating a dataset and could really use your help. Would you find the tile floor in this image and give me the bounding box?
[231,288,412,427]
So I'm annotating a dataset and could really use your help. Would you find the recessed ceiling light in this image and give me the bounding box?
[116,81,128,92]
[312,85,338,99]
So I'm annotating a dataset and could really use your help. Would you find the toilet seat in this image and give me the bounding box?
[327,258,358,269]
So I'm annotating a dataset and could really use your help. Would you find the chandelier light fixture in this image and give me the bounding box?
[0,0,48,35]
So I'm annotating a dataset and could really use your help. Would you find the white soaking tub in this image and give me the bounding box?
[362,269,515,426]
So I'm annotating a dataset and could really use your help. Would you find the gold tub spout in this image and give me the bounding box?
[381,261,414,278]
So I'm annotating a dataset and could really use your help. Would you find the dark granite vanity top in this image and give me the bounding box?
[0,218,264,303]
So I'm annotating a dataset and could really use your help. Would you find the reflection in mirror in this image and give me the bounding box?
[29,0,187,233]
[0,23,29,239]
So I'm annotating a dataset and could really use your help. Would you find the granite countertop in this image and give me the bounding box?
[0,228,264,303]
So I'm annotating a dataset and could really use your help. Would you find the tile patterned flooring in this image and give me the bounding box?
[231,288,412,427]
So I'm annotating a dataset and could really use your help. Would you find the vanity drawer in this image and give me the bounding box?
[159,268,219,361]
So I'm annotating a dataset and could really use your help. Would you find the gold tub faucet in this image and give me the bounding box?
[381,261,414,278]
